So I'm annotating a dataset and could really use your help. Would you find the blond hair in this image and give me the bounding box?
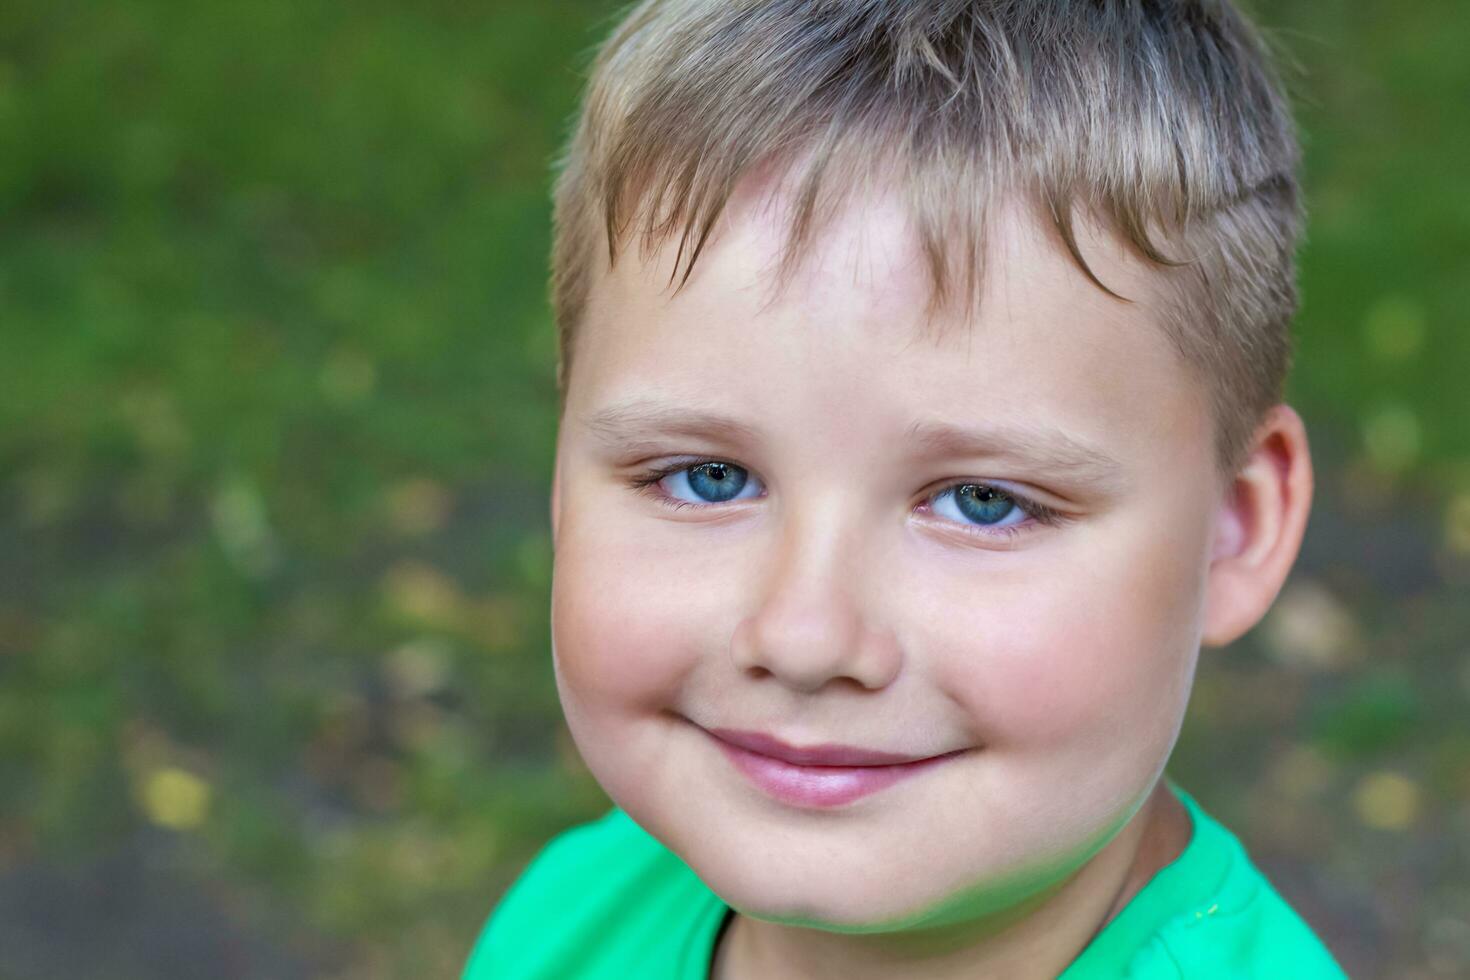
[551,0,1303,473]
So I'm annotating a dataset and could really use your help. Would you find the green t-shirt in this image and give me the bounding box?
[464,787,1345,979]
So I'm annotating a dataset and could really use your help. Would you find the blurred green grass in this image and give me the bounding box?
[2,1,1467,977]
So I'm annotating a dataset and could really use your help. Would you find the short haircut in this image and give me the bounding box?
[551,0,1304,474]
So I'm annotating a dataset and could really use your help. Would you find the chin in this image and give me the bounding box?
[683,808,1113,938]
[685,837,997,933]
[719,878,925,933]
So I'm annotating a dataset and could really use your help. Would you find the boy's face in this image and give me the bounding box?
[549,186,1224,928]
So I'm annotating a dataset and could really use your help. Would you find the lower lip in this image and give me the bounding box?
[710,737,963,809]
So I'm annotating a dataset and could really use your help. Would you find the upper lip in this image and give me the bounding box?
[707,727,949,767]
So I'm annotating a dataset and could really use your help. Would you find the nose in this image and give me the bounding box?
[729,512,903,694]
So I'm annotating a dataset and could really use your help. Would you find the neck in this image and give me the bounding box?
[710,782,1192,980]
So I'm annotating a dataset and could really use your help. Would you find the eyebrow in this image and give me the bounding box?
[903,418,1127,489]
[582,399,762,451]
[582,399,1126,488]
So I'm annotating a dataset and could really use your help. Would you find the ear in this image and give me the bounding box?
[1201,404,1314,648]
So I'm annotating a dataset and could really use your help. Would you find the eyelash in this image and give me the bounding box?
[625,458,1070,543]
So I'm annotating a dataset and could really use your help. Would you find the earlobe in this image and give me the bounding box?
[1201,405,1314,648]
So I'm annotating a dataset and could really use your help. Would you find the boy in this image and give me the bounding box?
[469,0,1345,976]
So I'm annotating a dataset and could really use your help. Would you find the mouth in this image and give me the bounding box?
[703,726,967,809]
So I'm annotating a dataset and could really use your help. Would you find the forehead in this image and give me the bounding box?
[570,181,1210,478]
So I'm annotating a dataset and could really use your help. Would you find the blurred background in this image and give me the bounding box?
[2,0,1467,977]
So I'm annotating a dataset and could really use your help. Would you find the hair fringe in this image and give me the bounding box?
[552,0,1304,475]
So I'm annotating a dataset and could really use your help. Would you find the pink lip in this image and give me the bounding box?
[706,727,965,808]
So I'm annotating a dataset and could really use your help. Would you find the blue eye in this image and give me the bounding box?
[662,461,760,504]
[631,463,1061,540]
[931,483,1026,529]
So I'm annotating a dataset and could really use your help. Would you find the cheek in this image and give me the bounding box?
[550,507,725,717]
[549,503,750,816]
[926,522,1209,755]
